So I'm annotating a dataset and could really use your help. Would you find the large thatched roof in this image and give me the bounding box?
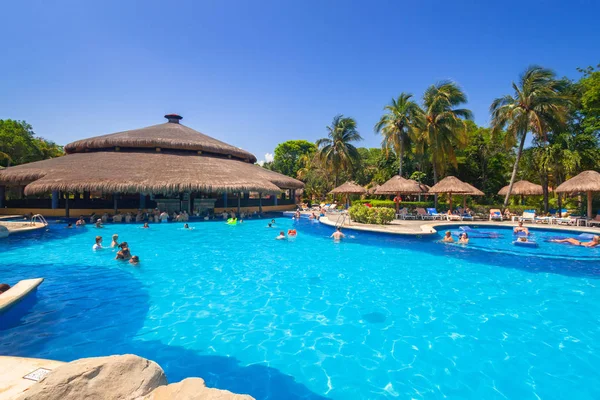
[428,176,483,195]
[329,181,366,194]
[498,180,543,196]
[556,170,600,193]
[0,152,288,195]
[0,114,303,194]
[65,114,256,163]
[375,175,425,194]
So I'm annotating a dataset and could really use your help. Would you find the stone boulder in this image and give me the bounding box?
[17,354,167,400]
[144,378,254,400]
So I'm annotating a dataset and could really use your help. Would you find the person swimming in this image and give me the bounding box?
[271,219,276,225]
[184,223,190,229]
[458,232,469,244]
[442,231,454,243]
[95,219,104,228]
[93,236,103,250]
[66,223,73,229]
[0,283,11,294]
[331,227,345,241]
[550,235,600,248]
[129,255,140,265]
[513,221,529,235]
[276,231,287,240]
[143,222,149,229]
[115,242,132,260]
[76,216,86,226]
[267,223,273,228]
[111,234,120,248]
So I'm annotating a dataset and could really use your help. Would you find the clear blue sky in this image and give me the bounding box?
[1,0,598,163]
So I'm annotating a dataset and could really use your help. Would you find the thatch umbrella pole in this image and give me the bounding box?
[448,194,452,212]
[463,195,466,210]
[65,192,70,218]
[237,192,241,216]
[113,193,118,214]
[587,191,593,219]
[259,192,263,214]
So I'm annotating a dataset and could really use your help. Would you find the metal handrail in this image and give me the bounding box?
[31,214,49,226]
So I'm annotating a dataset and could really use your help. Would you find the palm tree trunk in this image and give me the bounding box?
[433,165,438,209]
[398,141,404,177]
[503,133,527,210]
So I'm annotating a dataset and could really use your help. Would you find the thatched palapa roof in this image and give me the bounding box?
[556,170,600,193]
[329,181,366,194]
[498,180,543,196]
[0,114,303,195]
[428,176,483,195]
[375,175,425,195]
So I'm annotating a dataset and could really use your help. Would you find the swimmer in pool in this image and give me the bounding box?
[143,222,149,229]
[550,235,600,248]
[95,219,104,228]
[184,223,190,229]
[271,219,276,225]
[442,231,454,243]
[129,255,140,265]
[331,227,345,241]
[458,232,469,244]
[513,221,529,235]
[111,234,120,248]
[267,223,273,228]
[276,231,287,240]
[0,283,11,294]
[115,242,132,260]
[93,236,103,250]
[517,236,528,242]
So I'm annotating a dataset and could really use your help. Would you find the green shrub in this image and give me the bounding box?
[348,205,395,224]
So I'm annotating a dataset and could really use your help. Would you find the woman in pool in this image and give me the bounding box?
[111,234,120,248]
[184,223,190,229]
[95,219,104,228]
[271,219,276,225]
[143,222,149,229]
[442,231,454,243]
[458,232,469,244]
[550,235,600,247]
[129,255,140,265]
[93,236,103,250]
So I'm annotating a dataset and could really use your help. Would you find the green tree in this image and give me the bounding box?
[0,119,63,167]
[490,66,572,210]
[271,140,316,178]
[420,81,473,206]
[316,115,363,187]
[374,93,423,177]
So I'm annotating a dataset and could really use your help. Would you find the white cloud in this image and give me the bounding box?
[257,160,265,166]
[264,152,274,163]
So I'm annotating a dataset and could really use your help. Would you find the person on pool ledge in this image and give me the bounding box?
[513,221,529,235]
[442,231,454,243]
[550,235,600,247]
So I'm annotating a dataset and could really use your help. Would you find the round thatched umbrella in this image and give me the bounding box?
[367,184,380,195]
[329,181,366,208]
[375,175,426,212]
[428,176,484,211]
[498,180,543,205]
[556,170,600,218]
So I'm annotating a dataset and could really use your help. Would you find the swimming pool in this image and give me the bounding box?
[1,218,600,399]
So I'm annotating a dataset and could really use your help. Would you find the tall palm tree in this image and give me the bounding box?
[490,66,571,209]
[316,115,363,187]
[420,81,473,206]
[374,93,424,177]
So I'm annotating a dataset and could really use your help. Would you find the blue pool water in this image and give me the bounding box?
[1,218,600,399]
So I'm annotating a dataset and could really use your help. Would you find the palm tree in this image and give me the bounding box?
[316,115,363,187]
[420,81,473,206]
[490,66,571,209]
[374,93,424,177]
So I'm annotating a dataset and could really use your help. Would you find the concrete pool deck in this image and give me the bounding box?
[0,221,47,235]
[319,214,600,236]
[0,356,65,399]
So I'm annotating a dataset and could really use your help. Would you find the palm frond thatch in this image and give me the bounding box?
[428,176,483,195]
[329,181,366,195]
[498,180,544,196]
[556,170,600,193]
[375,175,425,195]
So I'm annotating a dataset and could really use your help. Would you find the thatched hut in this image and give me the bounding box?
[375,176,426,212]
[556,170,600,218]
[329,181,366,208]
[0,114,303,217]
[498,180,544,205]
[428,176,483,211]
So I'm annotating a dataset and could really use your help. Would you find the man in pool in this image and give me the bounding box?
[513,221,529,235]
[458,232,469,244]
[551,235,600,248]
[331,227,345,241]
[442,231,454,243]
[271,219,276,225]
[276,231,286,240]
[116,242,132,260]
[129,255,140,265]
[76,216,86,226]
[95,219,104,228]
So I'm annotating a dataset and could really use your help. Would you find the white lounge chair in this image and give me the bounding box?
[489,209,503,221]
[519,211,536,223]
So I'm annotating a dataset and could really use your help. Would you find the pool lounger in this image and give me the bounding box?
[545,233,595,242]
[0,278,44,313]
[513,240,539,248]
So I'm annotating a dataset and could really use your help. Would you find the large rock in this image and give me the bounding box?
[17,354,167,400]
[144,378,254,400]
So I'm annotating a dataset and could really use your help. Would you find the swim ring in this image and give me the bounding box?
[226,218,237,225]
[288,229,297,236]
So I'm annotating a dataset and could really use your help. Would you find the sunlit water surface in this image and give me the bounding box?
[1,218,599,399]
